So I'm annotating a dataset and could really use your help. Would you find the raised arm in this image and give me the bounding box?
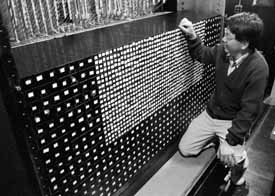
[178,18,217,65]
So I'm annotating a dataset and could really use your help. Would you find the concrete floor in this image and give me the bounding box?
[245,106,275,196]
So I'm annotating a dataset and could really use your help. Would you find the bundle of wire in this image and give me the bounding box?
[6,0,166,42]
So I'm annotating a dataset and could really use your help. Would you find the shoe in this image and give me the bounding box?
[220,157,249,196]
[230,158,247,185]
[224,182,249,196]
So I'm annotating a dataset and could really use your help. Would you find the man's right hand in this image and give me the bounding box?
[178,18,197,40]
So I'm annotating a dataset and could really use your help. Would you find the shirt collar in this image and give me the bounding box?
[234,53,249,67]
[226,52,249,68]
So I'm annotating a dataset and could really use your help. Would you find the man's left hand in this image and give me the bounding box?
[218,140,237,167]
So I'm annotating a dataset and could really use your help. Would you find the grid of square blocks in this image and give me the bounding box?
[20,16,221,196]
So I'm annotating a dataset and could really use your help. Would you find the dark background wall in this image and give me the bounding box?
[252,6,275,94]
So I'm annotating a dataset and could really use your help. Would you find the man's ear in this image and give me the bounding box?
[241,41,249,50]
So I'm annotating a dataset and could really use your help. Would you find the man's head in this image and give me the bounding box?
[222,12,264,58]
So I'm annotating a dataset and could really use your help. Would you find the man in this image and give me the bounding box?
[178,12,269,195]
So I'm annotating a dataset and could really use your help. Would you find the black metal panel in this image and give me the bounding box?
[12,15,222,196]
[0,12,41,196]
[0,90,40,196]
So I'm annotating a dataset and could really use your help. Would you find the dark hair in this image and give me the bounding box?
[226,12,264,51]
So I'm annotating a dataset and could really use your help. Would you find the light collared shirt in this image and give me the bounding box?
[227,53,249,76]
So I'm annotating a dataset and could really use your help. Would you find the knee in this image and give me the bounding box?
[178,144,198,157]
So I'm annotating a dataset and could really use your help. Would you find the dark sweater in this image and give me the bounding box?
[188,37,269,145]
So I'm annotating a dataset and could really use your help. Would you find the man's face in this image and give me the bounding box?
[222,27,244,57]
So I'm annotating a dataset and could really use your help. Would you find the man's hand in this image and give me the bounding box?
[218,140,237,167]
[178,18,197,40]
